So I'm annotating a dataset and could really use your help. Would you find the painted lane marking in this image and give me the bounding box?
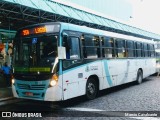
[66,107,105,111]
[131,117,160,120]
[65,107,124,117]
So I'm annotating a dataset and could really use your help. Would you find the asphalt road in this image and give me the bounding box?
[0,76,160,120]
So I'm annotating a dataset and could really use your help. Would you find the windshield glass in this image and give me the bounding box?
[14,35,58,69]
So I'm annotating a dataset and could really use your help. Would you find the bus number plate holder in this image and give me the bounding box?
[25,92,33,96]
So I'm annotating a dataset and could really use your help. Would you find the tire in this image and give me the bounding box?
[86,78,98,100]
[136,70,143,84]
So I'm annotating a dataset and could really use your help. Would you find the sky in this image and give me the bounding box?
[127,0,160,34]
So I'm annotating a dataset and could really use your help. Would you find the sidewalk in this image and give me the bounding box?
[0,87,21,106]
[0,75,23,106]
[0,87,13,100]
[0,75,13,101]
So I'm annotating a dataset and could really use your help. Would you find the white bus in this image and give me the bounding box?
[12,22,156,101]
[156,49,160,72]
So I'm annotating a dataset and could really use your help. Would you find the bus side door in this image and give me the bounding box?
[62,37,83,100]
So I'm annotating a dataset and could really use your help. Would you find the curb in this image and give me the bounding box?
[0,97,23,106]
[0,97,14,102]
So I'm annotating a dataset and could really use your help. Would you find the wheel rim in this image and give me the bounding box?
[87,82,95,95]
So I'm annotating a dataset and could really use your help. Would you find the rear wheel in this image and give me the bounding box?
[136,69,143,84]
[86,78,98,100]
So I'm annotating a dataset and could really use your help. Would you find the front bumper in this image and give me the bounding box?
[12,80,63,101]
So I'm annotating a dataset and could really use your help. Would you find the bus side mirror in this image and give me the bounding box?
[58,47,66,59]
[62,32,72,48]
[62,32,68,46]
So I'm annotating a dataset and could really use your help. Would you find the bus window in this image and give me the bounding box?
[136,42,142,57]
[83,35,99,46]
[23,43,29,66]
[101,37,114,58]
[126,41,134,57]
[115,39,126,58]
[82,35,100,59]
[70,37,81,59]
[65,37,81,59]
[42,41,57,58]
[147,44,151,57]
[143,43,148,57]
[150,44,155,57]
[14,35,58,67]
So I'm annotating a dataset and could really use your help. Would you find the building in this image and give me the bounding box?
[66,0,132,21]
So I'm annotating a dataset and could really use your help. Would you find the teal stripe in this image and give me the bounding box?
[63,60,101,74]
[63,63,87,74]
[59,60,63,75]
[103,60,113,86]
[58,30,63,75]
[62,60,113,87]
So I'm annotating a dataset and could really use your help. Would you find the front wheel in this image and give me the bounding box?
[86,78,98,100]
[136,70,143,84]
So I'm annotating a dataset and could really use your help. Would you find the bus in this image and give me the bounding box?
[12,22,156,101]
[156,49,160,72]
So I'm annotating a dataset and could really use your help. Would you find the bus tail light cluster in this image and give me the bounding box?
[49,74,58,87]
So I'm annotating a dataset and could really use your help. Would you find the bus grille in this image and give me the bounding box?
[17,83,46,90]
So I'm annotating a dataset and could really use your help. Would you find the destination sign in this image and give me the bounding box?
[21,24,60,36]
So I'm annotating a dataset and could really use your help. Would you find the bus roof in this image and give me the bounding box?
[61,22,155,44]
[18,22,155,44]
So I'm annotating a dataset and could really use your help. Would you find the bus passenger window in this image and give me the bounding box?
[143,43,148,57]
[126,41,134,57]
[115,39,126,58]
[82,35,100,59]
[101,37,114,58]
[150,44,155,57]
[101,37,115,58]
[103,48,113,58]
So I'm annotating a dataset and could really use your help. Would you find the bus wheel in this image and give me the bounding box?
[86,78,98,100]
[136,69,143,84]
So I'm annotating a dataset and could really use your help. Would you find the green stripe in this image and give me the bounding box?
[14,67,50,72]
[30,67,50,72]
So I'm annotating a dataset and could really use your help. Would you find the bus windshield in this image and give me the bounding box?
[14,35,58,68]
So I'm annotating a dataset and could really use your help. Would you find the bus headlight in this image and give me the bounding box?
[49,74,58,87]
[12,78,15,85]
[50,80,57,87]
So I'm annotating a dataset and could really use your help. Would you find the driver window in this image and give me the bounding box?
[41,36,58,58]
[65,37,81,59]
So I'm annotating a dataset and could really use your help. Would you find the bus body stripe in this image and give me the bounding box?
[59,60,63,75]
[103,60,113,86]
[14,67,50,72]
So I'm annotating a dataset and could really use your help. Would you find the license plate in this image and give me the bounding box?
[25,92,33,96]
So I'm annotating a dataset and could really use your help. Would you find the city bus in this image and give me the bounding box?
[156,49,160,72]
[12,22,156,101]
